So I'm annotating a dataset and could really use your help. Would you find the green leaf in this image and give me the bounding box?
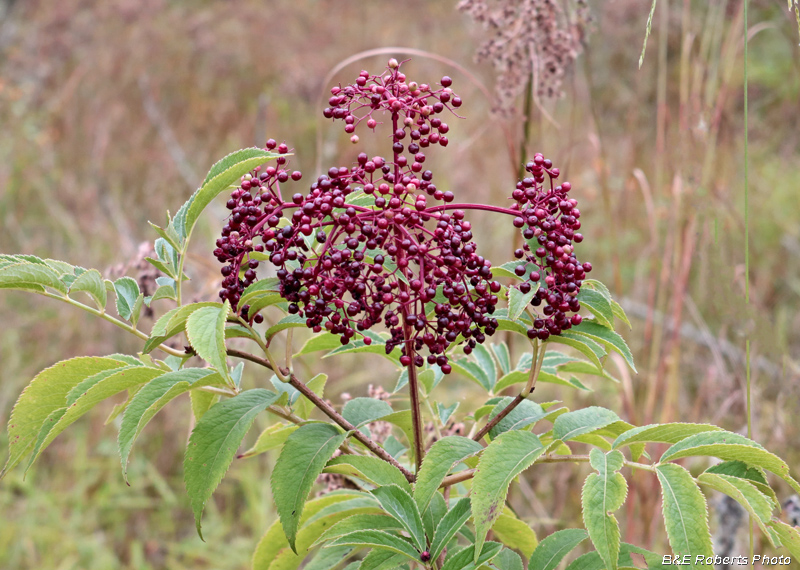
[581,449,627,570]
[119,368,220,481]
[492,343,511,375]
[508,284,539,321]
[654,463,712,568]
[359,550,408,570]
[325,455,411,492]
[69,269,107,309]
[238,423,298,459]
[547,333,606,370]
[178,148,280,239]
[297,373,327,420]
[342,398,393,428]
[612,423,721,450]
[149,283,176,304]
[185,388,279,539]
[697,472,775,543]
[429,498,471,560]
[495,369,590,393]
[144,302,221,353]
[325,332,401,364]
[272,423,348,551]
[0,262,68,294]
[113,277,141,320]
[2,356,132,477]
[314,513,404,547]
[441,541,503,570]
[325,530,420,561]
[304,546,354,570]
[660,431,800,493]
[487,398,548,439]
[437,402,459,425]
[576,289,613,329]
[528,528,588,570]
[472,431,544,560]
[767,519,800,561]
[370,485,426,551]
[414,436,484,513]
[492,508,538,559]
[553,407,620,442]
[422,491,448,541]
[563,543,669,570]
[190,389,218,421]
[266,314,307,339]
[450,358,494,391]
[493,548,524,570]
[582,279,631,328]
[185,302,231,383]
[25,365,164,472]
[704,460,777,505]
[570,320,636,372]
[296,332,344,355]
[240,277,280,304]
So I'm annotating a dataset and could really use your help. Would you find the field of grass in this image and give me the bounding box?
[1,0,798,568]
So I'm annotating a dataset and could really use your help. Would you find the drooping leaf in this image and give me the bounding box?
[430,498,472,560]
[570,320,636,372]
[581,449,627,570]
[767,519,800,560]
[654,463,713,568]
[272,423,348,551]
[414,436,484,513]
[2,356,129,477]
[359,549,408,570]
[342,397,394,428]
[697,472,776,543]
[185,388,279,539]
[450,358,494,392]
[113,277,141,320]
[296,333,344,355]
[265,314,307,339]
[0,262,68,294]
[612,423,722,450]
[370,485,426,551]
[528,528,588,570]
[69,269,107,309]
[324,455,411,492]
[303,546,354,570]
[185,302,231,383]
[472,431,544,560]
[704,460,777,505]
[314,514,404,547]
[547,332,606,370]
[119,368,220,481]
[576,289,613,329]
[553,407,620,442]
[660,431,800,493]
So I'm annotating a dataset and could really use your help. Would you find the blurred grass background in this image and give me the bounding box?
[0,0,798,568]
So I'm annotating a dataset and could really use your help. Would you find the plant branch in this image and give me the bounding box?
[42,291,186,358]
[226,347,415,482]
[472,340,544,442]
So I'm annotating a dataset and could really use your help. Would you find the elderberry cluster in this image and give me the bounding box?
[509,154,590,339]
[213,59,592,371]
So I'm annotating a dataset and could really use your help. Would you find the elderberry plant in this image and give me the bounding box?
[1,59,799,570]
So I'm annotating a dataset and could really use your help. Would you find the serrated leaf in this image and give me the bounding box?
[492,508,538,559]
[547,332,606,370]
[508,285,539,321]
[0,261,68,294]
[370,485,426,551]
[266,314,307,339]
[704,460,777,505]
[451,358,494,391]
[655,463,712,567]
[553,407,620,442]
[576,289,613,329]
[315,514,404,547]
[767,519,800,560]
[438,402,459,425]
[113,277,141,320]
[325,455,411,492]
[149,283,176,304]
[325,530,420,561]
[342,398,393,428]
[296,373,327,420]
[570,321,636,372]
[414,436,484,513]
[186,302,231,383]
[119,368,220,480]
[487,398,548,439]
[238,423,298,459]
[660,431,800,493]
[429,497,472,560]
[252,492,365,569]
[325,332,400,364]
[359,549,408,570]
[472,431,544,560]
[441,541,503,570]
[185,388,279,538]
[492,343,511,375]
[697,472,775,544]
[528,528,588,570]
[190,389,218,421]
[612,423,722,450]
[272,423,348,551]
[297,332,346,355]
[69,269,106,309]
[564,543,669,570]
[178,148,280,239]
[582,449,627,570]
[495,369,590,392]
[494,548,524,570]
[304,546,354,570]
[2,356,130,477]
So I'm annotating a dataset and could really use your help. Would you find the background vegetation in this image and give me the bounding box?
[1,0,798,568]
